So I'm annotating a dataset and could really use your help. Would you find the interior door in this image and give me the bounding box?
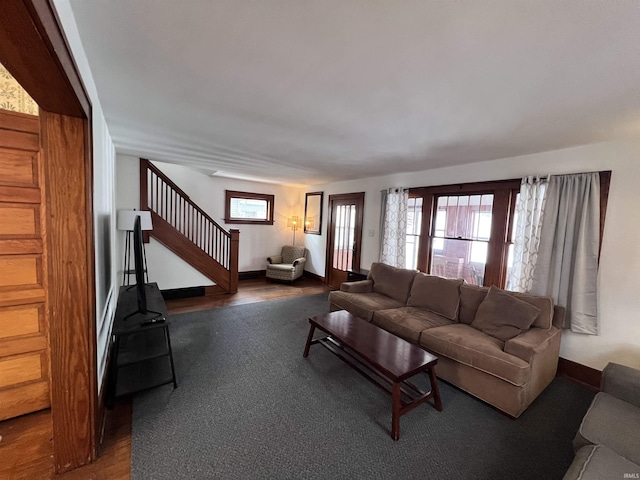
[326,192,365,288]
[0,109,50,421]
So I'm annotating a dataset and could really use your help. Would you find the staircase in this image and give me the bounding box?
[139,158,239,293]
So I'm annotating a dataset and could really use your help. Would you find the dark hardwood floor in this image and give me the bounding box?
[0,277,329,480]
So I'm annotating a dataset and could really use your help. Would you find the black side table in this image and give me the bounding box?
[346,268,369,282]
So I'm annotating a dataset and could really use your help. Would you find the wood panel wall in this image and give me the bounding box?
[0,0,99,473]
[0,110,50,421]
[41,110,97,472]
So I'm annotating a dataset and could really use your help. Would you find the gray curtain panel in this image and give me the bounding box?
[531,173,600,334]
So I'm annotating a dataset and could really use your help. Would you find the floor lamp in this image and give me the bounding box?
[117,210,153,286]
[287,215,300,245]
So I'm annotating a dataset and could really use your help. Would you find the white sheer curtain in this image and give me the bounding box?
[531,173,600,334]
[379,188,408,268]
[508,176,548,292]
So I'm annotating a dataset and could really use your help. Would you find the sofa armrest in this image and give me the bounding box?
[504,327,560,363]
[601,362,640,408]
[340,280,373,293]
[267,254,283,264]
[292,257,307,267]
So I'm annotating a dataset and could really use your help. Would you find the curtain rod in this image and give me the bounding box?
[382,187,408,193]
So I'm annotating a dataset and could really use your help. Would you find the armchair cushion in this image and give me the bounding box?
[563,445,640,480]
[574,392,640,465]
[282,245,306,264]
[601,362,640,409]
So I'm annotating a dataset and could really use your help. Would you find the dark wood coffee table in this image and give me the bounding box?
[303,310,442,440]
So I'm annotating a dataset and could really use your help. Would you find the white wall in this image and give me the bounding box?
[307,139,640,371]
[54,1,118,393]
[116,155,306,290]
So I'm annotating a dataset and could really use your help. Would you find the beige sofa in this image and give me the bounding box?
[329,262,564,418]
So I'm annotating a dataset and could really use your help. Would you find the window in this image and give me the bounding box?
[224,190,274,225]
[429,194,495,286]
[409,179,521,288]
[407,172,611,289]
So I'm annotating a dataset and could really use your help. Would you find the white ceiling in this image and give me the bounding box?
[68,1,640,186]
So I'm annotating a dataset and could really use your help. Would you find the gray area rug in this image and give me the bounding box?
[131,293,594,479]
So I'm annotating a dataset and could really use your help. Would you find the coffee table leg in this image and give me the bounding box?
[391,381,401,441]
[303,324,316,358]
[428,367,443,411]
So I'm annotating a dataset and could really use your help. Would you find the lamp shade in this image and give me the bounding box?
[287,216,300,229]
[117,210,153,231]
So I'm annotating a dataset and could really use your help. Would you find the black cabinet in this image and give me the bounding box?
[107,283,177,407]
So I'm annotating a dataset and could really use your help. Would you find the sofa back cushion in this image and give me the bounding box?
[368,262,417,303]
[508,291,554,330]
[459,284,489,324]
[407,273,463,320]
[471,286,540,341]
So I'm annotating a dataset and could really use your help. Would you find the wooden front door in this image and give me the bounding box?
[326,192,365,288]
[0,109,50,421]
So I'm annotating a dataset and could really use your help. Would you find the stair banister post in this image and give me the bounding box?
[140,158,151,243]
[229,229,240,293]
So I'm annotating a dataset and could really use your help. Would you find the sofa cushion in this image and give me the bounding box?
[407,273,463,320]
[328,291,405,322]
[369,262,417,303]
[459,284,489,324]
[508,290,555,330]
[420,323,531,386]
[372,307,455,343]
[574,392,640,465]
[563,445,640,480]
[471,286,540,341]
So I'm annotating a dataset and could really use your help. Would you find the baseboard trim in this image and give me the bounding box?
[557,358,602,391]
[303,270,325,283]
[161,286,206,300]
[204,285,226,295]
[239,270,266,280]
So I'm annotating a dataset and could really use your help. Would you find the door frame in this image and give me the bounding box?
[325,192,365,288]
[0,0,97,474]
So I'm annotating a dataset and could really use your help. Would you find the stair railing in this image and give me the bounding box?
[139,158,239,293]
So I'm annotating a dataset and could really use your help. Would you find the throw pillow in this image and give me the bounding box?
[407,273,463,320]
[459,283,489,325]
[471,286,541,341]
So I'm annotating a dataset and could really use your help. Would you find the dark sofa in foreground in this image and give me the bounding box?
[329,262,564,418]
[564,362,640,479]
